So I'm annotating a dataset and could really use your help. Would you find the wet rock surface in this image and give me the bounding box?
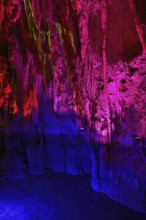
[0,172,146,220]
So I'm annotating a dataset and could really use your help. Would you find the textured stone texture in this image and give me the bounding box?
[0,0,146,214]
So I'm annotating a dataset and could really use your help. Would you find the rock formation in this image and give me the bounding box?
[0,0,146,213]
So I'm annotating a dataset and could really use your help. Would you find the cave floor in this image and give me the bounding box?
[0,172,145,220]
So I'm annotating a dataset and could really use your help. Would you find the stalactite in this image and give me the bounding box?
[0,0,4,26]
[100,0,112,145]
[129,0,146,51]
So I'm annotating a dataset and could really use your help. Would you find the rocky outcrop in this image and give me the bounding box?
[0,0,146,214]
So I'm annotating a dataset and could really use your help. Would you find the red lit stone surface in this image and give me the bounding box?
[0,0,146,214]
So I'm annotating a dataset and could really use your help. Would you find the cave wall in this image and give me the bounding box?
[0,0,146,213]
